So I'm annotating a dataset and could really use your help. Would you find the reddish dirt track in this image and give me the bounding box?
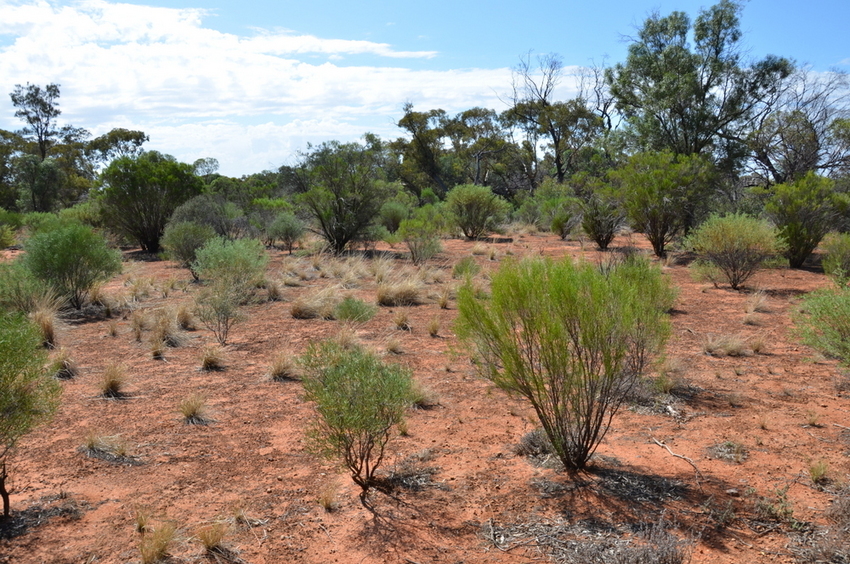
[1,231,847,564]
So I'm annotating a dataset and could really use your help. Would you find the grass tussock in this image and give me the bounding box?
[267,351,300,381]
[30,308,56,348]
[703,334,751,357]
[50,347,78,379]
[317,481,340,512]
[139,521,177,564]
[377,277,425,307]
[195,521,230,554]
[180,393,210,425]
[200,344,226,371]
[98,364,128,398]
[176,304,196,331]
[290,286,340,320]
[393,310,411,331]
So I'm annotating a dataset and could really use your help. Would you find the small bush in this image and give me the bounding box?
[300,340,413,502]
[194,283,243,345]
[686,213,784,290]
[0,262,64,314]
[581,194,624,251]
[445,184,511,240]
[334,296,377,322]
[452,256,481,279]
[822,232,850,287]
[267,212,304,254]
[795,287,850,365]
[23,223,122,309]
[377,200,410,234]
[192,237,268,294]
[398,218,442,265]
[161,221,216,279]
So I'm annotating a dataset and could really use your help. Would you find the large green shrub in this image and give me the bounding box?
[300,341,413,503]
[456,255,671,472]
[161,221,217,279]
[445,184,511,240]
[267,212,305,254]
[686,213,784,290]
[0,312,61,517]
[23,223,122,309]
[766,173,845,268]
[795,288,850,365]
[397,218,442,265]
[192,237,268,292]
[581,194,624,250]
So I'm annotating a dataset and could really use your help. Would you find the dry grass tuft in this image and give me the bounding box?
[393,309,411,331]
[290,286,340,319]
[745,290,771,314]
[266,280,283,302]
[317,481,340,512]
[267,351,299,381]
[176,304,196,331]
[180,393,210,425]
[427,317,441,337]
[385,337,403,355]
[82,432,130,460]
[703,334,751,357]
[130,310,150,341]
[50,347,78,379]
[195,521,230,553]
[98,364,128,398]
[134,506,152,534]
[377,276,425,307]
[410,379,440,409]
[139,521,177,564]
[200,344,226,371]
[151,309,184,347]
[31,308,56,348]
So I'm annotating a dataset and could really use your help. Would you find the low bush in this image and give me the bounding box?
[267,212,304,254]
[398,218,442,265]
[686,213,784,290]
[446,184,511,240]
[160,221,216,280]
[795,287,850,365]
[334,296,377,322]
[581,195,624,251]
[822,232,850,287]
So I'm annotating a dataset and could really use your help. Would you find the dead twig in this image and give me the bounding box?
[651,437,704,491]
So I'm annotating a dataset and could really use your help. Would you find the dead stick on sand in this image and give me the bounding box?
[651,437,704,491]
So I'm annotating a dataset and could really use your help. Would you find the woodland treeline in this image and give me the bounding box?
[0,0,848,265]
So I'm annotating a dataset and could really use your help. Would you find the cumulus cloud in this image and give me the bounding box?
[0,0,578,175]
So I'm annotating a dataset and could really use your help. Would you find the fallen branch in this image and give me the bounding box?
[651,437,704,491]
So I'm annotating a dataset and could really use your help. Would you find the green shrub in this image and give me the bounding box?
[169,193,245,240]
[194,282,243,345]
[822,233,850,287]
[795,287,850,365]
[161,221,217,279]
[398,218,442,265]
[445,184,511,240]
[334,297,377,323]
[0,312,61,517]
[0,225,14,249]
[456,255,670,472]
[377,201,410,234]
[192,237,268,293]
[0,262,62,314]
[581,195,624,250]
[267,212,304,254]
[548,197,583,239]
[686,213,784,290]
[766,172,844,268]
[300,341,413,503]
[23,223,122,309]
[452,256,481,279]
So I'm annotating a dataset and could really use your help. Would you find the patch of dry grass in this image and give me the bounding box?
[200,344,226,371]
[267,351,299,381]
[290,286,340,319]
[377,277,425,307]
[703,334,751,357]
[180,393,210,425]
[98,364,128,398]
[139,521,177,564]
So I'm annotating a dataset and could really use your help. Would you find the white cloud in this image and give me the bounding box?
[0,0,579,175]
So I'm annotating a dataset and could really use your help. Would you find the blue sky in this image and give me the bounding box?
[0,0,847,176]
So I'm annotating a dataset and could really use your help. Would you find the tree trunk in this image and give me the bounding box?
[1,460,10,519]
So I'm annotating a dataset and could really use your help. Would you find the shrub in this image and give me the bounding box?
[192,237,268,294]
[0,262,64,314]
[300,340,413,503]
[194,284,243,345]
[795,287,850,365]
[397,218,442,265]
[0,312,61,517]
[766,172,844,268]
[452,256,481,279]
[377,201,410,234]
[581,194,624,250]
[549,198,583,240]
[822,232,850,286]
[161,221,216,279]
[686,213,784,290]
[334,296,377,322]
[170,193,245,240]
[23,222,122,309]
[456,255,670,472]
[267,212,304,254]
[445,184,511,240]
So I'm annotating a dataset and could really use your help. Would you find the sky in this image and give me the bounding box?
[0,0,848,177]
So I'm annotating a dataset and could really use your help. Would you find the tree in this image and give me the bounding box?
[456,255,671,473]
[10,83,62,161]
[300,340,413,504]
[606,1,792,164]
[14,154,64,212]
[612,151,714,257]
[765,172,845,268]
[23,222,122,309]
[0,312,61,518]
[86,128,148,165]
[98,151,203,253]
[297,139,392,254]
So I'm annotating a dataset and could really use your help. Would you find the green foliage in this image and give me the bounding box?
[397,218,442,265]
[161,221,217,279]
[99,151,204,253]
[581,193,624,250]
[191,237,268,293]
[0,225,13,248]
[795,287,850,365]
[0,261,62,313]
[452,256,481,279]
[377,200,410,234]
[612,151,714,257]
[0,312,61,517]
[455,255,671,472]
[297,139,392,254]
[445,184,511,239]
[262,212,302,254]
[334,297,377,323]
[822,233,850,287]
[686,213,784,290]
[300,341,413,501]
[766,173,845,268]
[169,194,246,240]
[547,197,583,239]
[194,282,243,346]
[23,222,122,309]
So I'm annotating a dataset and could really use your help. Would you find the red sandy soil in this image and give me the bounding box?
[1,232,847,564]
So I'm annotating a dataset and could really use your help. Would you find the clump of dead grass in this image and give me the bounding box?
[139,521,177,564]
[703,334,751,357]
[267,351,299,381]
[30,307,56,348]
[98,364,128,398]
[180,393,210,425]
[290,286,340,319]
[50,347,78,379]
[200,344,226,371]
[376,277,425,306]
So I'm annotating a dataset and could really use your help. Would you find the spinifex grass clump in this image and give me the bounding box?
[456,255,672,473]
